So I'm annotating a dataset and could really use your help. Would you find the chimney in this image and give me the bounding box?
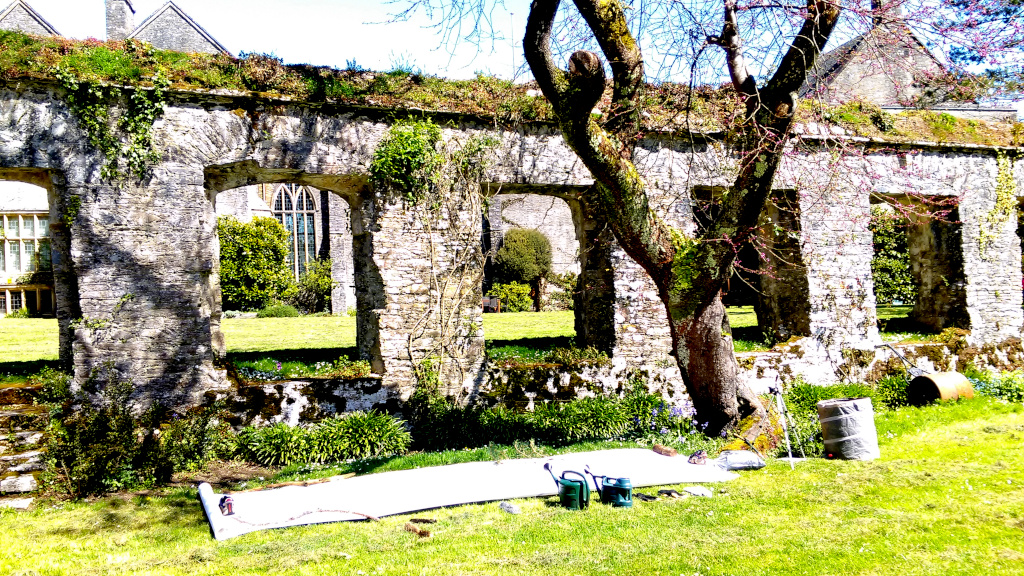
[106,0,135,41]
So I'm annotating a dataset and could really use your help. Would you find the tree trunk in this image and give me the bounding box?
[523,0,839,436]
[670,293,766,438]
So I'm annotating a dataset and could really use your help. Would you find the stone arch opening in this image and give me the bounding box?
[204,163,365,366]
[0,169,73,370]
[484,188,581,312]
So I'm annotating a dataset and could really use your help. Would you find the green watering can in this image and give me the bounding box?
[585,466,633,508]
[544,462,590,510]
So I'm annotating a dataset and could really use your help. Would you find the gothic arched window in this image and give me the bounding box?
[272,184,317,279]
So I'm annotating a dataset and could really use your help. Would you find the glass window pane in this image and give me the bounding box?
[274,193,283,211]
[11,292,21,310]
[24,217,33,237]
[39,241,51,270]
[307,215,315,253]
[8,216,18,237]
[1,241,5,272]
[38,217,48,237]
[284,214,294,233]
[11,242,19,271]
[284,192,293,211]
[24,241,35,272]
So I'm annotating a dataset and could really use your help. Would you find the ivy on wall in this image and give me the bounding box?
[979,151,1018,258]
[52,42,170,182]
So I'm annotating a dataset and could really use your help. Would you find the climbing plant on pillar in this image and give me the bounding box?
[369,118,498,395]
[979,152,1019,259]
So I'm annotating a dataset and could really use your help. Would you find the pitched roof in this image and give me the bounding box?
[127,1,230,55]
[800,22,946,99]
[0,0,60,36]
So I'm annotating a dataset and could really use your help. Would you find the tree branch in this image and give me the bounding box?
[707,0,758,100]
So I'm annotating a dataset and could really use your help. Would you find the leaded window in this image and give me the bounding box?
[271,184,318,279]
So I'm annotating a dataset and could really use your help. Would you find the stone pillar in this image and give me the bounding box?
[60,166,227,409]
[569,200,616,354]
[955,156,1024,341]
[322,190,354,314]
[907,208,969,331]
[756,185,879,349]
[757,189,812,342]
[105,0,135,41]
[353,192,485,404]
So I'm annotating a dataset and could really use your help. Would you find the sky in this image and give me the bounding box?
[19,0,532,79]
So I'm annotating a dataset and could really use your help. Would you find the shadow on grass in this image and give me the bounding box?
[0,359,62,382]
[484,336,574,352]
[45,490,206,538]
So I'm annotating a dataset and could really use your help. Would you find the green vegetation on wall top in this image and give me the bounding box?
[0,30,1019,145]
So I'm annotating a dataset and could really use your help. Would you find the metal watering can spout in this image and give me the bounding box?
[544,462,590,510]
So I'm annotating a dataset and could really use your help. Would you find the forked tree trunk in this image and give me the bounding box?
[523,0,839,437]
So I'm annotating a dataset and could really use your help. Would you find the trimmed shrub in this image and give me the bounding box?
[490,281,532,313]
[292,257,335,313]
[494,228,552,310]
[218,216,295,311]
[257,304,300,318]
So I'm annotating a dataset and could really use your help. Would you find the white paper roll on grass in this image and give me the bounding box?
[816,397,881,460]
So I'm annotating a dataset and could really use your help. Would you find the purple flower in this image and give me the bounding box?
[660,427,669,435]
[275,361,282,371]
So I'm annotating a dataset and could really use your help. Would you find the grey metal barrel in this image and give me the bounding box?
[816,397,880,460]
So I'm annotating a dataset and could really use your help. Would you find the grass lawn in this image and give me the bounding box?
[2,398,1021,575]
[0,307,935,377]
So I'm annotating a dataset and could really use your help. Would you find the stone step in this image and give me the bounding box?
[0,450,43,494]
[0,405,47,431]
[0,431,44,454]
[0,383,42,406]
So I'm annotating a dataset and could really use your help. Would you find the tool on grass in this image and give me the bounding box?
[584,466,633,508]
[544,463,590,510]
[875,343,927,378]
[769,376,805,470]
[876,343,975,404]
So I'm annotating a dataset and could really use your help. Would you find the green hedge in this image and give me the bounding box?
[218,216,294,311]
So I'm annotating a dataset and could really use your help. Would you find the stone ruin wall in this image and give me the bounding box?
[0,79,1022,415]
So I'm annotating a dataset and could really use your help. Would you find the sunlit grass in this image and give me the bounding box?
[2,398,1021,575]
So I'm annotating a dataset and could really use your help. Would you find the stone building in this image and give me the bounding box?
[0,1,229,55]
[0,0,59,36]
[0,182,55,316]
[801,7,1017,121]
